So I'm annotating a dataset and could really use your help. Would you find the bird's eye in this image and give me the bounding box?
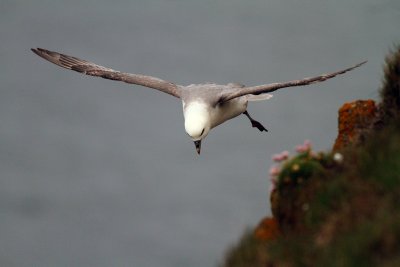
[201,128,205,135]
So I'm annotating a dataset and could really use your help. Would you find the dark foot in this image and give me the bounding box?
[243,110,268,132]
[251,120,268,132]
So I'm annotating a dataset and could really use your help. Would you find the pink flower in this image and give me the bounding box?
[269,165,280,176]
[272,150,290,162]
[269,165,280,192]
[268,168,279,193]
[295,140,312,153]
[269,176,278,193]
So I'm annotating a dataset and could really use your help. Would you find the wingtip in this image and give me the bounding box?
[31,47,50,55]
[355,60,368,68]
[31,47,42,56]
[360,60,368,66]
[348,60,367,71]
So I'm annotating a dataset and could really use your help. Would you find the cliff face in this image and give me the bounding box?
[221,46,400,267]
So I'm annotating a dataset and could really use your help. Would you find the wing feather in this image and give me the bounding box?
[31,48,181,98]
[220,61,366,102]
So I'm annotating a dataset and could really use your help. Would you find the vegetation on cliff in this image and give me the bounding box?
[221,46,400,267]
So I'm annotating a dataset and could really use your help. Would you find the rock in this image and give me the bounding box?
[254,217,281,241]
[333,100,377,150]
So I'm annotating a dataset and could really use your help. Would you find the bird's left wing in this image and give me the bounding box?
[31,48,182,98]
[218,61,366,103]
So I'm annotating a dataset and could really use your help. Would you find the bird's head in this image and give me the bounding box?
[183,102,211,154]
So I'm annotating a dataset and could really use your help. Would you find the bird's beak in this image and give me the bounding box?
[194,140,201,155]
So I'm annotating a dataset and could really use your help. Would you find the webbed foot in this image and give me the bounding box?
[243,110,268,132]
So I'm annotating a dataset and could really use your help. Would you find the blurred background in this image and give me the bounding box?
[0,0,399,266]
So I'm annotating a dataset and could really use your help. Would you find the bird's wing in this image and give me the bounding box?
[31,48,182,98]
[218,61,366,103]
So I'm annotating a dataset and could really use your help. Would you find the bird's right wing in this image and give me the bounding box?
[31,48,182,98]
[218,61,367,103]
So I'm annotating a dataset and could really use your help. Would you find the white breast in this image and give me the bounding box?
[182,98,248,133]
[183,101,210,138]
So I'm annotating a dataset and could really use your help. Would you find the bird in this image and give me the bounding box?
[31,48,366,154]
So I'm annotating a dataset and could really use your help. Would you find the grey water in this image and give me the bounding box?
[0,0,399,266]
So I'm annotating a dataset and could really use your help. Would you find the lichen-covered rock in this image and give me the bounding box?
[333,99,377,150]
[254,217,280,241]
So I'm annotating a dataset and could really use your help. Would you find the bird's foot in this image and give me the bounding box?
[243,110,268,132]
[250,120,268,132]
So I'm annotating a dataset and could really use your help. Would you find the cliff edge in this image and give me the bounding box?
[221,45,400,267]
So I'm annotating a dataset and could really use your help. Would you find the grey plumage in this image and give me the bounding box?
[31,47,366,154]
[31,48,181,98]
[31,47,366,104]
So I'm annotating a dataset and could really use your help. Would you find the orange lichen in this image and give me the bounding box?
[254,217,281,241]
[333,100,377,150]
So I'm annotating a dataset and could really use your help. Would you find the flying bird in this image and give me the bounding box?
[31,48,366,154]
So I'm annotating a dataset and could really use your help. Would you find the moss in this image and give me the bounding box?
[357,123,400,190]
[278,152,325,188]
[305,174,349,227]
[379,45,400,124]
[315,194,400,267]
[273,150,343,231]
[220,230,269,267]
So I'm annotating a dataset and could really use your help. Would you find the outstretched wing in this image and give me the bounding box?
[31,48,182,98]
[219,61,366,103]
